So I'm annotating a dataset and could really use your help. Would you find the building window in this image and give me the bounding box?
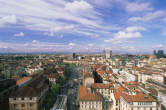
[30,97,32,100]
[30,103,34,107]
[14,98,16,100]
[21,104,25,110]
[116,101,118,106]
[14,104,17,108]
[21,97,24,100]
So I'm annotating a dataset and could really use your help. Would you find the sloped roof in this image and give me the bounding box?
[121,91,155,102]
[10,75,48,98]
[79,85,102,101]
[16,77,31,85]
[91,83,114,89]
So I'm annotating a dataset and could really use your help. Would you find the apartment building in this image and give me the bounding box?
[120,91,159,110]
[91,83,114,101]
[112,87,126,110]
[79,85,103,110]
[9,75,49,110]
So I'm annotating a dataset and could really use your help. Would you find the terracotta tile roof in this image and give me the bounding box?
[80,85,87,98]
[11,75,49,98]
[79,85,103,101]
[16,77,31,85]
[91,83,114,89]
[121,91,155,102]
[114,87,126,100]
[80,93,103,101]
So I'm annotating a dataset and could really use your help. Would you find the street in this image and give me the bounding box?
[59,65,83,110]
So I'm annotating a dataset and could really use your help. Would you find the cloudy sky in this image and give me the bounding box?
[0,0,166,54]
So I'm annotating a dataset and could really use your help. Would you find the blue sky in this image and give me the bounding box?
[0,0,166,54]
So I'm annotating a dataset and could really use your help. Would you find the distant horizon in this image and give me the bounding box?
[0,51,158,55]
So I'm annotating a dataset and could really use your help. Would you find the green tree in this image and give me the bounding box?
[59,75,66,85]
[51,83,60,94]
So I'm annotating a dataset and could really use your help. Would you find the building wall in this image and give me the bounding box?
[84,77,94,88]
[120,97,157,110]
[138,73,152,83]
[79,100,102,110]
[93,88,114,102]
[9,87,48,110]
[9,97,38,110]
[111,95,120,110]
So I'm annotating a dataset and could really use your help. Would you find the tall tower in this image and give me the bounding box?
[72,53,76,59]
[115,58,119,68]
[102,50,106,59]
[110,50,112,58]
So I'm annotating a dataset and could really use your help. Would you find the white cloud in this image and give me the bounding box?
[65,1,93,14]
[23,43,29,47]
[104,31,142,44]
[0,0,111,38]
[14,32,24,37]
[104,26,146,44]
[154,44,164,48]
[126,2,153,12]
[69,43,76,46]
[129,11,166,22]
[143,11,165,21]
[152,44,165,50]
[128,17,142,22]
[0,41,102,53]
[88,43,94,47]
[126,26,146,32]
[115,31,142,39]
[32,40,38,43]
[0,45,9,49]
[0,15,17,26]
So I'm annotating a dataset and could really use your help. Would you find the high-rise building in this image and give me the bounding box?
[153,50,165,58]
[158,50,165,58]
[72,53,76,59]
[102,50,106,59]
[110,50,112,58]
[153,50,157,55]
